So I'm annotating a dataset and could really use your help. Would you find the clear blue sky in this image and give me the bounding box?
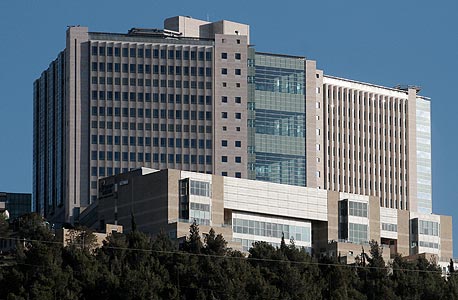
[1,0,457,254]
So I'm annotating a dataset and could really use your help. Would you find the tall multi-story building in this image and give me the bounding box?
[33,15,434,231]
[0,192,32,221]
[34,17,250,223]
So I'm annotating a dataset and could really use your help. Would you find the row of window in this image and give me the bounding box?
[221,52,242,60]
[221,140,242,147]
[91,121,212,133]
[348,201,368,218]
[348,223,368,244]
[327,147,408,165]
[221,96,242,103]
[419,241,439,249]
[327,130,406,145]
[91,107,212,120]
[221,172,242,178]
[91,63,213,76]
[327,106,407,122]
[93,92,212,104]
[221,68,242,75]
[327,167,407,185]
[254,65,305,95]
[381,222,398,232]
[221,112,242,119]
[189,199,211,226]
[89,167,124,179]
[91,78,212,90]
[190,202,210,211]
[326,86,406,106]
[222,126,241,132]
[92,46,212,61]
[233,238,283,252]
[190,180,211,197]
[254,110,305,138]
[221,156,242,163]
[419,220,439,236]
[189,212,211,226]
[330,175,407,196]
[232,218,311,242]
[90,154,212,173]
[383,199,406,210]
[91,136,212,148]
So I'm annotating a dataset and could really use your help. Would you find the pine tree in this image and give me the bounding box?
[204,228,227,256]
[182,221,203,254]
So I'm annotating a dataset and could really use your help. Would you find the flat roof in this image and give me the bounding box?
[88,32,214,46]
[324,74,430,100]
[255,51,306,60]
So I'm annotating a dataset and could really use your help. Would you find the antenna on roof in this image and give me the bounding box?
[206,13,210,21]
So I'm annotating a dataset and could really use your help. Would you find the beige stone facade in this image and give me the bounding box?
[93,168,452,263]
[34,16,450,263]
[35,17,251,224]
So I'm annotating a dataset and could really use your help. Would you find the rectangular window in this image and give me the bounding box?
[190,180,211,197]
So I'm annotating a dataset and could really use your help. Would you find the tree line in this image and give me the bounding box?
[0,213,457,300]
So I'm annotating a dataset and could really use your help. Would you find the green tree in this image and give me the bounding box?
[182,221,203,254]
[1,213,79,300]
[319,256,366,300]
[16,213,53,241]
[0,213,8,238]
[390,254,422,300]
[204,228,227,256]
[359,241,395,300]
[65,227,98,253]
[414,256,445,300]
[445,268,458,300]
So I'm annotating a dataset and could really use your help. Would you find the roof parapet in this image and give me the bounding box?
[394,84,422,93]
[127,28,182,38]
